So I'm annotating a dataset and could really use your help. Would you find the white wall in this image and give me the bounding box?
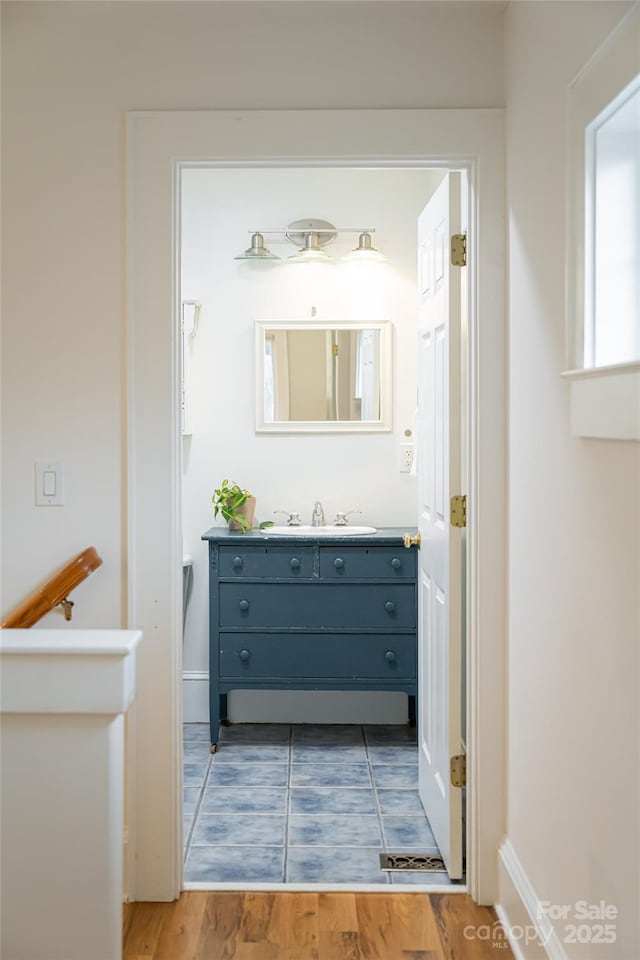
[0,0,503,624]
[1,0,505,904]
[181,165,443,721]
[503,3,640,956]
[5,0,639,934]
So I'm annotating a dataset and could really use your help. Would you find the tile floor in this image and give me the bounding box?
[183,722,459,885]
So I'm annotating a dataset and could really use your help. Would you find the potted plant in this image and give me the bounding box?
[211,479,256,532]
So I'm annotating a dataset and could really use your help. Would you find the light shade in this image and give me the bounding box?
[343,232,387,263]
[234,232,280,261]
[287,231,334,263]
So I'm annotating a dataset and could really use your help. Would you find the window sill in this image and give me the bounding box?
[561,362,640,441]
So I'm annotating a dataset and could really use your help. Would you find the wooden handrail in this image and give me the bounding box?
[1,546,103,629]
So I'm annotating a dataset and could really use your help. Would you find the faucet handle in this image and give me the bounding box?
[334,509,362,526]
[274,510,302,527]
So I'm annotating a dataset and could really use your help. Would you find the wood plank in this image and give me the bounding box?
[318,892,359,932]
[355,893,397,959]
[388,893,442,954]
[194,892,243,960]
[122,902,135,945]
[235,942,279,960]
[279,892,321,959]
[154,891,208,960]
[320,929,364,960]
[122,902,166,959]
[123,892,514,960]
[401,952,439,959]
[429,893,509,959]
[318,893,362,959]
[240,890,277,943]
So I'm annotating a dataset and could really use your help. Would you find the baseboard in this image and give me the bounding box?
[183,671,209,722]
[182,673,409,725]
[497,839,567,960]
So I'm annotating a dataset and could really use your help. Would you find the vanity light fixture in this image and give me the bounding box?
[234,219,385,263]
[285,219,336,262]
[343,232,387,263]
[234,232,281,261]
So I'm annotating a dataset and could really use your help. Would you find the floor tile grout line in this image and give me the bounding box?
[283,724,293,882]
[188,842,439,849]
[363,725,391,885]
[189,843,286,848]
[365,726,392,884]
[184,755,214,862]
[184,723,450,886]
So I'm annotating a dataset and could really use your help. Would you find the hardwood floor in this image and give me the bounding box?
[123,892,513,959]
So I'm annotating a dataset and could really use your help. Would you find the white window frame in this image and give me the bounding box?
[565,6,640,441]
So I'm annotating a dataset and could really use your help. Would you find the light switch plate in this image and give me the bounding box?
[35,460,64,506]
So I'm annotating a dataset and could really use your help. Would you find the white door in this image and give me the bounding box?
[415,172,464,879]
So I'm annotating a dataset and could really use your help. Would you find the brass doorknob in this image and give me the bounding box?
[403,532,422,548]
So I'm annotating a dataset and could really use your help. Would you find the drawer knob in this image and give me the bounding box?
[232,556,243,569]
[289,557,301,570]
[390,557,401,570]
[385,650,397,663]
[239,649,251,662]
[238,599,250,611]
[334,557,344,569]
[384,601,396,613]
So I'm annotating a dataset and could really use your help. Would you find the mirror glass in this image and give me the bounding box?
[255,320,392,433]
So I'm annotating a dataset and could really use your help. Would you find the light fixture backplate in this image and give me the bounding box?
[285,219,337,248]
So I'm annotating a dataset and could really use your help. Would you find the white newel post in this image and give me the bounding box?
[0,629,141,960]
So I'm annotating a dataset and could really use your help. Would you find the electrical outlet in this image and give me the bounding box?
[399,444,414,473]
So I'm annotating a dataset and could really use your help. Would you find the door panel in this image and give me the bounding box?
[417,172,464,879]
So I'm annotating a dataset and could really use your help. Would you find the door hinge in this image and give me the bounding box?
[332,343,339,357]
[450,754,466,788]
[450,494,467,528]
[450,233,467,267]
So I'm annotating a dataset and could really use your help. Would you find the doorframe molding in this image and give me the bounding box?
[126,108,506,903]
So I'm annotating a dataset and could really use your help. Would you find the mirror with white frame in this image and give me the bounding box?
[255,319,392,433]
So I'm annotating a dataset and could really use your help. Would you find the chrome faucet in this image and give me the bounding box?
[274,510,301,527]
[311,501,325,526]
[334,509,362,526]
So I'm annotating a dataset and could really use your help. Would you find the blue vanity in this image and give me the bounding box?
[201,527,418,748]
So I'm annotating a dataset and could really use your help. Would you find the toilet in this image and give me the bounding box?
[182,554,193,634]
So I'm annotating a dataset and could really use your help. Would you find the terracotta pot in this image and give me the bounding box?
[228,496,256,532]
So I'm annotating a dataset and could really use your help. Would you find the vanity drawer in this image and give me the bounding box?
[319,545,416,580]
[219,633,416,680]
[218,544,314,579]
[218,583,416,630]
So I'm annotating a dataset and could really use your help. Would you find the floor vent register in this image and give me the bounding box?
[380,853,447,872]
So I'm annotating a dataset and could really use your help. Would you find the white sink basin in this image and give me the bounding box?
[263,524,377,537]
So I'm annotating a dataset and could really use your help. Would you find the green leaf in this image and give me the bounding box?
[211,478,254,528]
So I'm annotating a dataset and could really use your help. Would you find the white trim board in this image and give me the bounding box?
[497,839,568,960]
[184,882,469,894]
[182,671,209,723]
[127,108,506,904]
[561,364,640,441]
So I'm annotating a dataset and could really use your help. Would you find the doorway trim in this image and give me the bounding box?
[126,108,506,904]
